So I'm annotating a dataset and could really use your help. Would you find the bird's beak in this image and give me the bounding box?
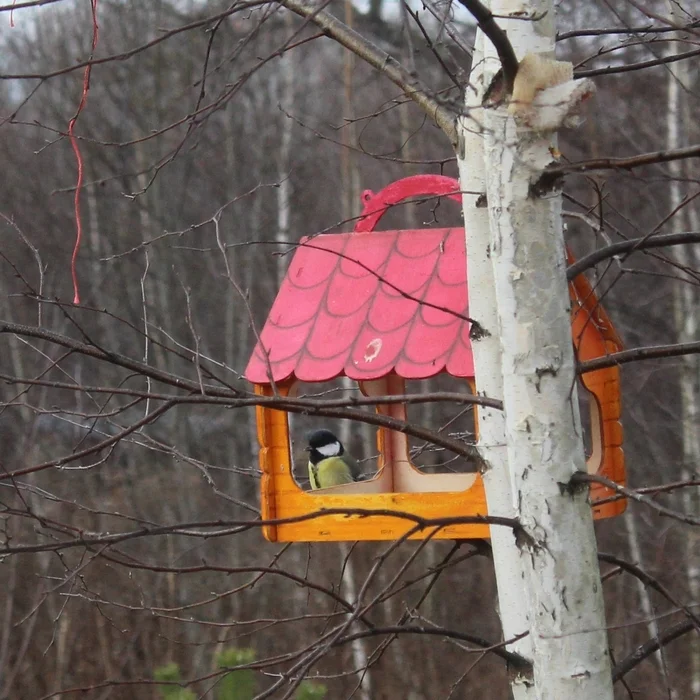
[303,446,311,452]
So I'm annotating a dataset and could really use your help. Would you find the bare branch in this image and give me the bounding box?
[613,619,695,682]
[0,5,267,80]
[0,0,64,11]
[567,232,700,279]
[277,0,458,144]
[337,625,531,670]
[454,0,519,91]
[0,509,519,556]
[0,320,235,397]
[575,46,700,78]
[598,552,700,633]
[578,341,700,373]
[572,473,700,527]
[541,144,700,185]
[558,20,700,41]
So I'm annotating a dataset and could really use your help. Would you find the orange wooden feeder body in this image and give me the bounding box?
[245,175,625,542]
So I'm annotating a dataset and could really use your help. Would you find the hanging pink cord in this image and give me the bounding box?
[67,0,99,305]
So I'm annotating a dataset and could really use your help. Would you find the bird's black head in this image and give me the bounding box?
[305,429,344,465]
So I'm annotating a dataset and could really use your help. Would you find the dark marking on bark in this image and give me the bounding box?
[457,131,467,160]
[530,171,565,198]
[534,364,558,392]
[469,321,491,341]
[514,526,546,572]
[559,472,590,497]
[508,666,535,688]
[514,525,538,552]
[482,67,507,107]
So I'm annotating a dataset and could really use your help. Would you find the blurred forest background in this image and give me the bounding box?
[0,0,699,698]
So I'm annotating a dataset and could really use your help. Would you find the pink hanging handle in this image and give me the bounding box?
[354,175,462,233]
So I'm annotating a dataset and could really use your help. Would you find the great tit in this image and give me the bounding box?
[305,429,361,489]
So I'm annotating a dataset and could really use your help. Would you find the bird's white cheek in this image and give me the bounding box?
[317,442,341,457]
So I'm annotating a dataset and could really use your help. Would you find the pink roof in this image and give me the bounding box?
[245,228,474,384]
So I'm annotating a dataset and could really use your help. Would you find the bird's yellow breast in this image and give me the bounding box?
[308,457,354,489]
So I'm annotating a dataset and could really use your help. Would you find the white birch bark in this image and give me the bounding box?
[338,542,373,699]
[665,5,700,692]
[458,32,535,698]
[276,14,295,282]
[462,2,614,697]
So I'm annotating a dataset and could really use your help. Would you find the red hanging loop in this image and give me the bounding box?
[68,0,99,304]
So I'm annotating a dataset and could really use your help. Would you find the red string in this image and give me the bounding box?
[67,0,99,305]
[10,1,16,27]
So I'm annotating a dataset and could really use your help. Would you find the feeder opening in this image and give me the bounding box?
[403,378,478,475]
[282,374,480,495]
[288,378,380,490]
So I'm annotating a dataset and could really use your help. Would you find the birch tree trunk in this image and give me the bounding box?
[665,5,700,693]
[459,2,614,698]
[457,31,535,699]
[275,13,295,282]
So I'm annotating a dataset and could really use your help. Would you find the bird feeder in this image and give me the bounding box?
[245,175,625,542]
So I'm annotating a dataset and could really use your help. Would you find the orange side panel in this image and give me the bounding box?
[255,384,293,542]
[569,251,626,518]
